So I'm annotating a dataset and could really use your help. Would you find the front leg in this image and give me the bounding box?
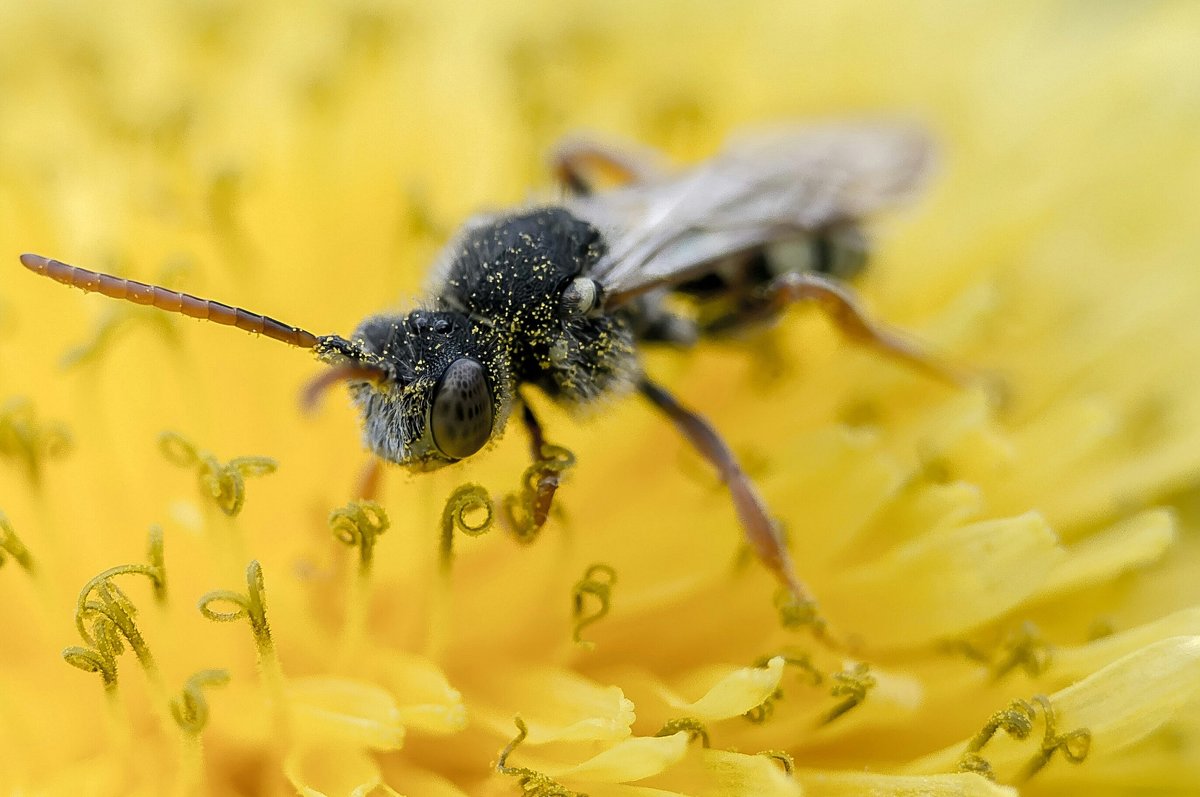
[638,377,817,612]
[502,395,576,542]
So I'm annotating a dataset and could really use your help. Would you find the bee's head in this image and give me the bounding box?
[332,310,512,471]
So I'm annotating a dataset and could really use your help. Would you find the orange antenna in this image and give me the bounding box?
[20,253,322,349]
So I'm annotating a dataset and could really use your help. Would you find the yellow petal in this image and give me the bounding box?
[907,636,1200,779]
[767,426,903,565]
[371,650,468,734]
[824,512,1066,646]
[473,667,635,743]
[798,770,1016,797]
[547,731,690,782]
[662,656,785,721]
[288,676,405,751]
[645,748,802,797]
[284,742,398,797]
[1035,508,1174,601]
[1052,607,1200,683]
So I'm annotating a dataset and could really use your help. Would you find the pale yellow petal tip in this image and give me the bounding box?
[663,656,786,721]
[288,677,406,751]
[480,671,636,743]
[284,744,399,797]
[376,650,469,734]
[547,731,691,782]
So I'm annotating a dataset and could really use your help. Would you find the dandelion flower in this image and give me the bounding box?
[2,2,1200,796]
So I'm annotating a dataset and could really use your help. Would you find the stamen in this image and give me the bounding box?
[65,527,168,687]
[758,750,796,776]
[944,622,1055,680]
[744,652,824,724]
[773,588,830,642]
[0,512,35,573]
[1019,695,1091,781]
[753,651,824,686]
[570,563,617,649]
[744,687,784,723]
[496,716,584,797]
[160,431,277,517]
[992,622,1055,680]
[439,483,495,572]
[958,695,1090,782]
[655,717,710,748]
[964,699,1037,755]
[198,560,275,660]
[329,500,389,575]
[171,669,231,734]
[61,645,118,692]
[818,662,876,726]
[0,397,71,486]
[198,561,286,727]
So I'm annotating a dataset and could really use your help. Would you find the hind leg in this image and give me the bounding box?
[551,136,665,196]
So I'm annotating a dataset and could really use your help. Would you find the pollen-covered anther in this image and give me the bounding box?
[0,397,71,486]
[64,527,168,688]
[439,483,495,571]
[945,622,1056,680]
[744,687,785,724]
[570,563,617,649]
[1019,694,1092,781]
[198,560,275,660]
[965,699,1037,753]
[819,662,877,726]
[496,716,586,797]
[329,499,389,574]
[0,512,35,573]
[171,669,231,735]
[957,698,1037,776]
[754,651,824,686]
[655,717,710,748]
[773,587,830,642]
[159,431,277,517]
[993,622,1055,679]
[758,749,796,776]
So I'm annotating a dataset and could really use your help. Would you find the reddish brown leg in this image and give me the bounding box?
[638,378,816,609]
[768,272,968,387]
[551,138,663,196]
[356,456,384,500]
[515,397,570,533]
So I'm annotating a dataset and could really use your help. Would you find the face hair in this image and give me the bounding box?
[19,253,322,349]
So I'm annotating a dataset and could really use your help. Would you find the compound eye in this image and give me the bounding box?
[430,358,493,460]
[559,277,603,316]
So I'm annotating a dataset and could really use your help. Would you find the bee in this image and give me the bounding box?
[20,123,955,613]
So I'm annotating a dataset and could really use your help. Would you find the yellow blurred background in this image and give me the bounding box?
[2,1,1200,795]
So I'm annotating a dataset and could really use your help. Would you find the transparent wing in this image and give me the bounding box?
[567,123,935,305]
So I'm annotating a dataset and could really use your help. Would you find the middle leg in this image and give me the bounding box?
[638,377,817,612]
